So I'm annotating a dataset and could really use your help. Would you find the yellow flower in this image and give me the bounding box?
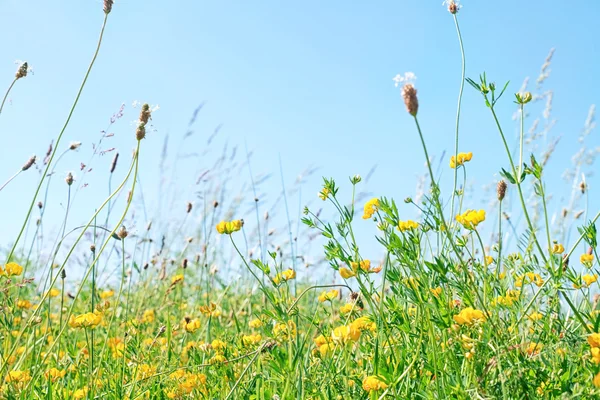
[319,188,330,201]
[69,311,103,329]
[581,253,595,268]
[142,309,155,324]
[5,370,31,383]
[339,267,356,279]
[273,269,296,285]
[453,307,486,325]
[397,220,419,232]
[515,272,544,288]
[455,209,485,230]
[350,317,376,332]
[318,342,334,357]
[241,334,261,346]
[273,320,296,339]
[215,220,243,235]
[73,388,89,400]
[47,288,60,298]
[484,256,494,266]
[528,312,543,321]
[552,243,564,254]
[44,368,66,382]
[314,335,328,347]
[249,318,263,329]
[331,324,361,344]
[362,198,379,220]
[340,303,356,314]
[588,333,600,348]
[211,339,227,352]
[171,274,184,285]
[583,274,598,287]
[138,364,156,379]
[594,372,600,388]
[318,289,339,303]
[3,262,23,277]
[184,318,201,333]
[362,376,388,392]
[17,300,33,309]
[430,287,442,298]
[591,347,600,364]
[449,152,473,169]
[100,290,114,299]
[525,342,543,356]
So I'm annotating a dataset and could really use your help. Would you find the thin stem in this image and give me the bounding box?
[450,14,466,221]
[0,78,17,116]
[0,170,22,192]
[8,13,109,262]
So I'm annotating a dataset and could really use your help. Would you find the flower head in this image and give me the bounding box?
[362,198,380,220]
[455,209,485,230]
[449,152,473,169]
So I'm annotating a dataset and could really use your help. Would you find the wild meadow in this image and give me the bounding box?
[1,1,599,399]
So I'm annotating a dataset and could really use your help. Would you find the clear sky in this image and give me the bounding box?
[0,1,598,276]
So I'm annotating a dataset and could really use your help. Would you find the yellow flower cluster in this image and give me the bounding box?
[581,253,595,268]
[1,262,23,277]
[398,220,419,232]
[319,187,330,201]
[362,198,379,220]
[453,307,486,325]
[273,320,296,340]
[215,219,243,235]
[273,269,296,285]
[362,375,388,392]
[331,317,376,345]
[491,290,520,307]
[515,272,544,288]
[69,311,103,329]
[455,209,485,230]
[241,333,261,346]
[551,243,564,254]
[449,152,473,168]
[318,289,339,302]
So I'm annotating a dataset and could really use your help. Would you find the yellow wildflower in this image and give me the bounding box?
[581,253,595,268]
[319,188,330,201]
[362,198,379,220]
[453,307,486,325]
[100,290,114,299]
[44,368,66,382]
[241,334,261,346]
[588,333,600,348]
[273,269,296,285]
[583,274,598,287]
[350,317,376,332]
[591,347,600,364]
[362,376,388,392]
[215,220,243,235]
[47,288,60,298]
[249,318,263,329]
[449,152,473,169]
[171,274,184,285]
[184,318,201,333]
[331,324,361,344]
[2,262,23,277]
[339,267,356,279]
[5,370,31,384]
[340,303,356,314]
[594,372,600,387]
[455,209,485,230]
[68,311,103,329]
[211,339,227,352]
[273,320,296,339]
[318,289,339,303]
[552,243,564,254]
[398,220,419,232]
[142,309,155,324]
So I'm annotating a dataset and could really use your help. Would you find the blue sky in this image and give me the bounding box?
[0,1,598,274]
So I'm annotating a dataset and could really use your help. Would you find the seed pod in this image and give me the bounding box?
[402,84,419,116]
[497,180,507,201]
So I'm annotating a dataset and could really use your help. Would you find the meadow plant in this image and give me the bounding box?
[0,1,599,399]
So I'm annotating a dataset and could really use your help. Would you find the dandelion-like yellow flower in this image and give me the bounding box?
[318,289,339,303]
[453,307,486,325]
[362,376,388,392]
[215,220,243,235]
[362,198,379,220]
[449,152,473,169]
[398,220,419,232]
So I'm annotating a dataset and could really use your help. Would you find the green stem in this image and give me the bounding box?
[450,14,466,221]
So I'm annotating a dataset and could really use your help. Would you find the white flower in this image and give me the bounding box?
[392,72,417,87]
